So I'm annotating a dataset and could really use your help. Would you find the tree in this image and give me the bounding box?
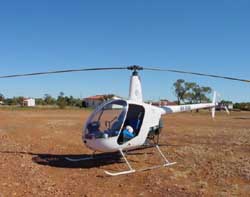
[4,98,13,105]
[234,102,250,111]
[173,79,190,104]
[16,97,24,106]
[6,96,24,106]
[197,86,212,103]
[35,98,45,105]
[0,93,4,102]
[73,98,83,108]
[221,100,233,105]
[65,95,75,106]
[183,82,197,104]
[173,79,212,105]
[44,94,56,105]
[57,92,67,109]
[190,85,211,112]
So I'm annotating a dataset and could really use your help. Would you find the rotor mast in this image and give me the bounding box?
[128,65,143,102]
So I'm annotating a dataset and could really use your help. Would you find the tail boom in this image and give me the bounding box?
[161,103,216,115]
[161,92,217,118]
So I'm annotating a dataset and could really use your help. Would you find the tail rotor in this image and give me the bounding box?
[211,91,217,119]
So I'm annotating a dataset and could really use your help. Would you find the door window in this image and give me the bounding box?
[118,104,145,144]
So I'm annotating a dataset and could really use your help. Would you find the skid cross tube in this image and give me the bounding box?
[119,149,134,171]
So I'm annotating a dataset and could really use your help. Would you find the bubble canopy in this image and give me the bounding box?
[84,100,128,139]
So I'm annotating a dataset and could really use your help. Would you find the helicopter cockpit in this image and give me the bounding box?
[84,99,145,143]
[84,100,128,139]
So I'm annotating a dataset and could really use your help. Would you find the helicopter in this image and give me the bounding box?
[1,65,249,176]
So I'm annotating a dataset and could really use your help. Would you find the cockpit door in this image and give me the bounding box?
[118,104,145,144]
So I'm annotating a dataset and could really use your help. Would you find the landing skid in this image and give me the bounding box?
[104,145,176,176]
[105,169,136,176]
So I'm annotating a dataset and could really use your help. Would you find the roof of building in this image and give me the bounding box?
[23,98,35,101]
[149,99,177,106]
[84,94,117,101]
[162,100,177,106]
[84,95,105,100]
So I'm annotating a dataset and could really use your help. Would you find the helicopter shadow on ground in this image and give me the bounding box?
[233,117,250,120]
[0,149,156,169]
[31,144,168,169]
[0,150,124,169]
[32,152,125,169]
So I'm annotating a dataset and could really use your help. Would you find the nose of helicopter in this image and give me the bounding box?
[82,99,129,152]
[83,136,120,152]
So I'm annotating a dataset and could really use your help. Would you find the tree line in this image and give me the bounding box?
[173,79,250,111]
[233,102,250,111]
[0,92,82,109]
[1,81,249,111]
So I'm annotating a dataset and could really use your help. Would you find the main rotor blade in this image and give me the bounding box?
[1,65,249,83]
[0,67,127,79]
[143,67,250,83]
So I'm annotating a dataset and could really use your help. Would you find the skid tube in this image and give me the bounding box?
[104,145,176,176]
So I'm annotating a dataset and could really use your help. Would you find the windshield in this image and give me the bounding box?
[85,100,127,139]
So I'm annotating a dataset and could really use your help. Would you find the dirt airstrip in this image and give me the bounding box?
[0,109,250,196]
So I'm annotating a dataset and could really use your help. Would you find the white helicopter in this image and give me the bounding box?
[1,65,249,176]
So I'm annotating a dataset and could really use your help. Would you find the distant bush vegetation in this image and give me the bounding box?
[234,103,250,111]
[1,92,83,109]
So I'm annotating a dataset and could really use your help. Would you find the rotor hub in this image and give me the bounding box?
[127,65,143,76]
[127,65,143,71]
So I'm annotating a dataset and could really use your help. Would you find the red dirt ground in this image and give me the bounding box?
[0,109,250,196]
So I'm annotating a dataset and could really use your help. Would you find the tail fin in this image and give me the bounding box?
[211,91,217,119]
[224,106,230,115]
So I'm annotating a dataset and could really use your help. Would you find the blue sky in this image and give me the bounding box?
[0,0,249,102]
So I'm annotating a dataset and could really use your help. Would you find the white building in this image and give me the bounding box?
[227,103,234,110]
[23,98,36,107]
